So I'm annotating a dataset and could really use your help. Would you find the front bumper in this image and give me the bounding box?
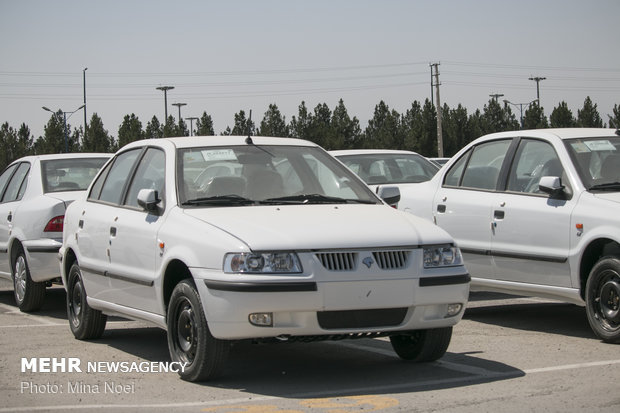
[196,272,470,340]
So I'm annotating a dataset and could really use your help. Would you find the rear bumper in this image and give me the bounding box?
[22,238,63,283]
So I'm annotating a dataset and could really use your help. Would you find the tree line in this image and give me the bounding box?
[1,95,619,170]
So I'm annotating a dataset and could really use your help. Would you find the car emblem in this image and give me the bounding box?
[362,257,374,268]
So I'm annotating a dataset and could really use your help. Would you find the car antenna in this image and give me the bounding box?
[245,110,253,144]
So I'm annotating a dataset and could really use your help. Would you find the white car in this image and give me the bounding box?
[60,136,470,381]
[401,128,620,343]
[330,149,439,205]
[0,154,110,311]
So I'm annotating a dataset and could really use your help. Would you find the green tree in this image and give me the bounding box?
[289,101,312,140]
[418,99,439,156]
[330,99,361,149]
[577,96,604,127]
[307,103,332,148]
[118,114,144,148]
[196,111,215,136]
[228,110,255,136]
[522,103,549,129]
[401,100,424,153]
[82,113,115,152]
[258,104,289,137]
[0,123,17,169]
[609,104,620,129]
[16,123,34,159]
[481,99,518,133]
[36,110,80,154]
[363,100,401,149]
[163,115,177,137]
[145,116,163,139]
[442,104,470,156]
[549,101,576,127]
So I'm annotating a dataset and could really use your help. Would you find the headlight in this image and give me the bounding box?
[423,245,462,268]
[224,252,303,274]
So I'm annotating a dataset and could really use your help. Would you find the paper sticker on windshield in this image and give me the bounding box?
[584,140,616,151]
[201,149,237,161]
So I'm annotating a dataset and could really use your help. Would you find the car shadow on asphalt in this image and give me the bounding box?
[0,285,67,321]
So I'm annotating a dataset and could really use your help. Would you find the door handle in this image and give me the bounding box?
[437,204,446,213]
[110,227,117,237]
[78,219,84,229]
[7,212,12,222]
[494,210,505,219]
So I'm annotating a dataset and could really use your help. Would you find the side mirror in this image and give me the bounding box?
[377,186,400,207]
[538,176,564,198]
[137,188,161,212]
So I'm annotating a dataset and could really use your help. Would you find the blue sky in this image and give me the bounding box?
[1,0,619,139]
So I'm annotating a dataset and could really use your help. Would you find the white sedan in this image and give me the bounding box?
[0,154,109,311]
[60,136,470,381]
[402,128,620,343]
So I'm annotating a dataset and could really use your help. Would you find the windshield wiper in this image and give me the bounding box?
[260,194,376,205]
[589,182,620,191]
[182,195,255,206]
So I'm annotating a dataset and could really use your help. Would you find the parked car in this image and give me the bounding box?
[0,154,110,311]
[330,149,439,205]
[60,136,470,381]
[401,128,620,343]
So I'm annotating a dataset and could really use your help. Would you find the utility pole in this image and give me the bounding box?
[185,117,198,136]
[156,85,175,127]
[529,76,546,102]
[429,64,434,107]
[430,63,443,157]
[172,102,187,122]
[489,93,504,103]
[83,68,87,143]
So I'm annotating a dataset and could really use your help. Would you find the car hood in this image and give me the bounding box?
[593,192,620,204]
[182,204,451,251]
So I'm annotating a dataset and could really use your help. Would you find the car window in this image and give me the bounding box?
[337,153,438,185]
[2,162,30,202]
[565,136,620,190]
[507,139,563,194]
[41,158,109,193]
[0,163,19,201]
[96,149,142,205]
[124,148,165,207]
[444,140,511,190]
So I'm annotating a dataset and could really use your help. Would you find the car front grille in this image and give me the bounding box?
[317,308,408,330]
[315,250,411,271]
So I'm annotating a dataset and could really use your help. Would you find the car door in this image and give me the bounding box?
[491,138,573,286]
[0,162,30,276]
[433,139,513,279]
[76,149,142,301]
[106,147,166,314]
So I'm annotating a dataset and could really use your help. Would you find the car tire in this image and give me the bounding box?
[585,257,620,343]
[13,247,46,312]
[390,327,452,362]
[67,262,107,340]
[167,279,230,382]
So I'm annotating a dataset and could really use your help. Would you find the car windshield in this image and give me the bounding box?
[41,158,109,193]
[178,145,380,206]
[565,136,620,191]
[336,153,439,185]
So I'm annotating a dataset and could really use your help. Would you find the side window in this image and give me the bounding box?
[507,139,563,194]
[0,164,19,201]
[124,148,165,208]
[460,140,511,190]
[444,151,470,187]
[97,149,141,205]
[2,163,30,202]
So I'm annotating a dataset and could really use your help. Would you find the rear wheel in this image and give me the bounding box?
[585,257,620,343]
[13,248,46,312]
[167,279,229,382]
[67,263,107,340]
[390,327,453,362]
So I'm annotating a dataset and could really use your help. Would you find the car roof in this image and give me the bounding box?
[121,136,320,151]
[478,128,619,142]
[329,149,423,156]
[10,153,111,164]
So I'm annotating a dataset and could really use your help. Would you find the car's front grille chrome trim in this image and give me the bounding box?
[315,252,357,271]
[373,250,410,270]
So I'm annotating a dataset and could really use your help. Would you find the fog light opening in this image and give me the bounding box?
[249,312,273,327]
[446,303,463,317]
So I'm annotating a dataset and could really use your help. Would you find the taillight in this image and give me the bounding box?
[44,216,64,232]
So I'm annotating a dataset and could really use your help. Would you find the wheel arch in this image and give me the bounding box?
[62,248,78,283]
[9,238,24,274]
[580,238,620,300]
[162,259,193,314]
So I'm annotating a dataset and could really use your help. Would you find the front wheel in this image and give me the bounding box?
[585,257,620,343]
[167,279,230,382]
[67,263,107,340]
[390,327,452,362]
[13,248,46,312]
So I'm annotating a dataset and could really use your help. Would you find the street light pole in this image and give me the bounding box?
[185,117,198,136]
[156,86,174,123]
[42,104,85,153]
[172,103,187,122]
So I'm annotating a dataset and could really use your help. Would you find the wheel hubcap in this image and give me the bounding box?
[175,300,196,362]
[600,279,620,323]
[70,280,83,327]
[14,256,27,303]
